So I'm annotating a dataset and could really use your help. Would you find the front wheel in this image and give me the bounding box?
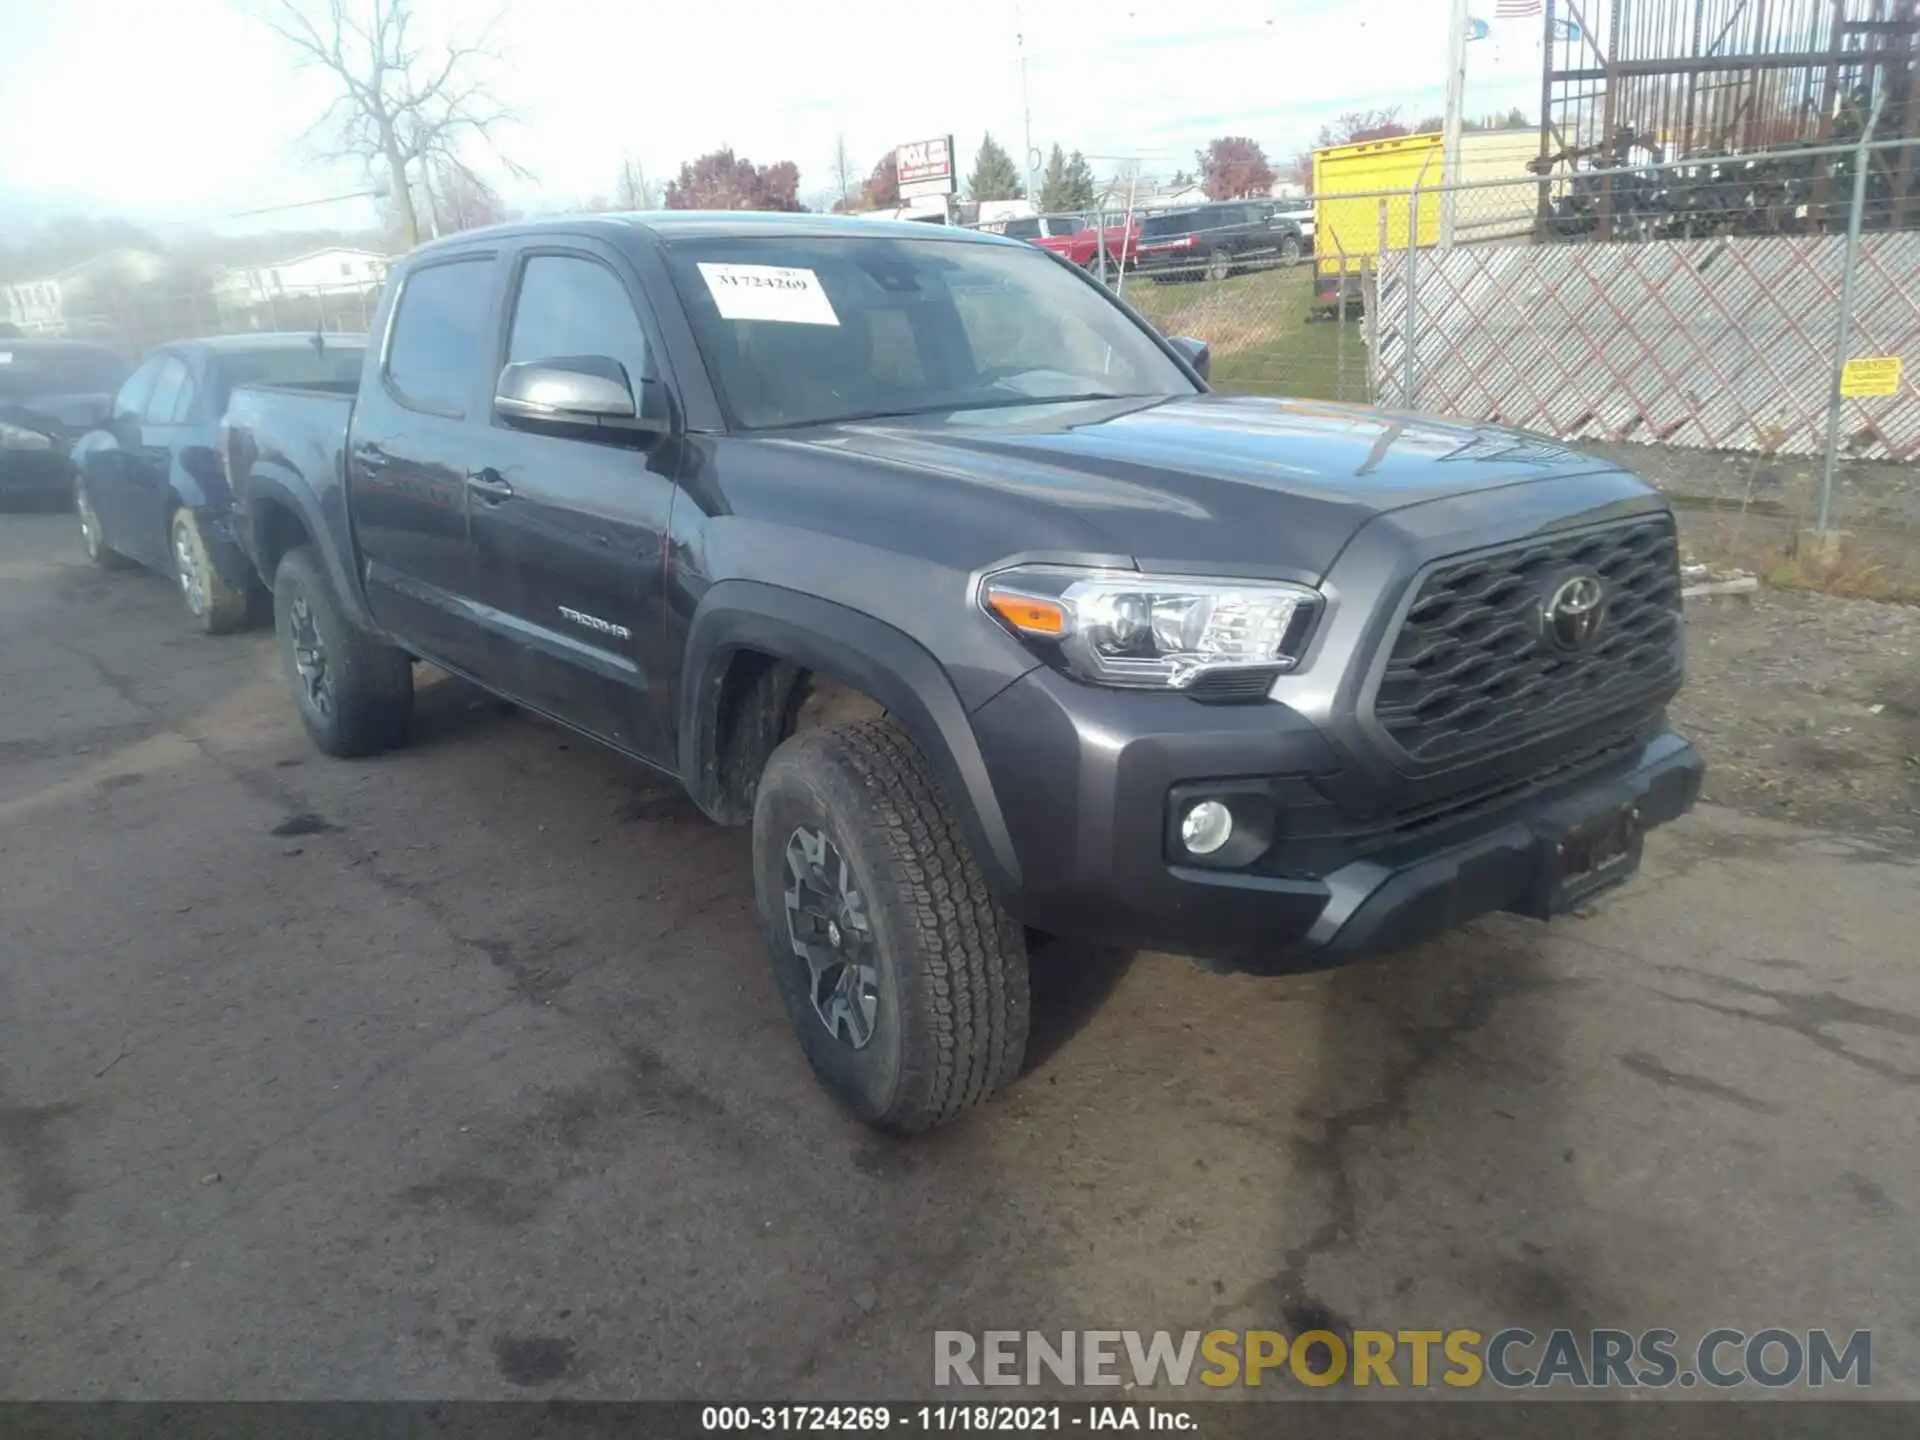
[1279,234,1303,263]
[170,508,251,634]
[273,544,413,757]
[752,719,1030,1133]
[1204,248,1232,283]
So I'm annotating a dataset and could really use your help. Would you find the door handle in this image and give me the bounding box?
[465,468,515,503]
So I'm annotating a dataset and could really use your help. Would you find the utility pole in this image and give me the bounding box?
[1015,0,1036,199]
[1439,0,1471,246]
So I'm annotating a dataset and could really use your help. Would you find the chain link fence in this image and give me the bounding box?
[1362,130,1920,591]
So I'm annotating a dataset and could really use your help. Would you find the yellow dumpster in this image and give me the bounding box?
[1312,131,1444,281]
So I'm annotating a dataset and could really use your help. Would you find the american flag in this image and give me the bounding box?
[1496,0,1543,15]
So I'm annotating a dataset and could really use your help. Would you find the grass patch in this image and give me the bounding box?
[1121,266,1370,403]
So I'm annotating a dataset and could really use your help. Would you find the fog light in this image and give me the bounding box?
[1180,800,1234,856]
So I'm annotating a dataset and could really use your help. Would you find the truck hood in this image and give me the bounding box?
[799,393,1627,580]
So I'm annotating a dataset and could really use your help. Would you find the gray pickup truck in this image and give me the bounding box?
[225,212,1703,1132]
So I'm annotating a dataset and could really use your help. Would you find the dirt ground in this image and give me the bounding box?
[2,506,1917,1406]
[1673,587,1920,840]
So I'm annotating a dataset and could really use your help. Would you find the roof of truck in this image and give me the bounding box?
[412,210,1018,254]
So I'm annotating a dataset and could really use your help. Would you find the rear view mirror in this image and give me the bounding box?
[495,355,644,431]
[1167,335,1212,383]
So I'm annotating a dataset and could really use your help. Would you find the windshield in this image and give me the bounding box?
[0,345,127,400]
[663,235,1196,431]
[1139,211,1199,239]
[209,343,364,409]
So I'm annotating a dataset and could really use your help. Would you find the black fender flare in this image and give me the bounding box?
[243,468,377,631]
[678,580,1022,897]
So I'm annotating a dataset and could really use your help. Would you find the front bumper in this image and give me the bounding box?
[971,665,1703,972]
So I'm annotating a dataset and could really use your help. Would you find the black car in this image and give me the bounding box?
[71,333,364,633]
[1133,200,1307,281]
[0,339,128,506]
[224,214,1699,1134]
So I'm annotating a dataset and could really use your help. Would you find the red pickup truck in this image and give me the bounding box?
[998,212,1141,273]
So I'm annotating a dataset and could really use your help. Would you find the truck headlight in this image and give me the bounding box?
[0,421,55,452]
[982,566,1319,690]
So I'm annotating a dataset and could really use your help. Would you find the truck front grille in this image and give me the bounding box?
[1372,515,1682,765]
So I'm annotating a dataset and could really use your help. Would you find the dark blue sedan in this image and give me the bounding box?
[72,333,363,633]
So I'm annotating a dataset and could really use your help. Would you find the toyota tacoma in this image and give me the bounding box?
[225,213,1703,1133]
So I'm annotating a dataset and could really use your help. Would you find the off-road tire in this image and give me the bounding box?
[273,544,413,757]
[752,719,1030,1133]
[170,507,251,634]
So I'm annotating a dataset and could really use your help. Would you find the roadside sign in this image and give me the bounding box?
[897,136,956,199]
[1839,356,1903,397]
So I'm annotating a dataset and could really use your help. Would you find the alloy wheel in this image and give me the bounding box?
[288,592,332,717]
[782,824,880,1050]
[76,490,100,559]
[174,520,207,616]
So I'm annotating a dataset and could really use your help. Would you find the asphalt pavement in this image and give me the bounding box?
[1,508,1915,1401]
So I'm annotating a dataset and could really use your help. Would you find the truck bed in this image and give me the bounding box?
[223,382,358,600]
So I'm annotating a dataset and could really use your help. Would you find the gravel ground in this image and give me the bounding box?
[1674,589,1920,842]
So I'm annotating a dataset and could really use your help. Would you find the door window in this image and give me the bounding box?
[384,258,494,415]
[143,357,194,424]
[112,358,163,422]
[504,255,654,417]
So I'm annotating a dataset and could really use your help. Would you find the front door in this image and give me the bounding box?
[464,246,680,763]
[349,253,500,678]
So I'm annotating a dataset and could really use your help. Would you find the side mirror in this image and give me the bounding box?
[495,355,649,432]
[1168,335,1211,382]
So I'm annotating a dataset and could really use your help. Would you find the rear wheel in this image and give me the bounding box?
[170,508,250,634]
[75,481,133,571]
[1204,248,1232,282]
[752,719,1030,1133]
[273,544,413,757]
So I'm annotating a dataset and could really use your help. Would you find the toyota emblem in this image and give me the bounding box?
[1541,572,1607,652]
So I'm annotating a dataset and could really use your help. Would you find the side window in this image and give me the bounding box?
[144,358,194,424]
[1000,218,1041,240]
[384,258,494,415]
[113,358,163,421]
[505,255,652,398]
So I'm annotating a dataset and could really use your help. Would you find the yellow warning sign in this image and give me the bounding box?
[1840,356,1903,398]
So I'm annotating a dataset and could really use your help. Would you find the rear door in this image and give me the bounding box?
[462,242,682,762]
[349,252,502,678]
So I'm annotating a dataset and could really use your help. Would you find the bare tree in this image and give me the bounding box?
[613,158,660,211]
[830,136,858,210]
[259,0,525,248]
[425,163,507,234]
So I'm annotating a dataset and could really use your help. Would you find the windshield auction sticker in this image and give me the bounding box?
[698,263,840,326]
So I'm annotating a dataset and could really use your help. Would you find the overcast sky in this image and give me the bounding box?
[0,0,1545,235]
